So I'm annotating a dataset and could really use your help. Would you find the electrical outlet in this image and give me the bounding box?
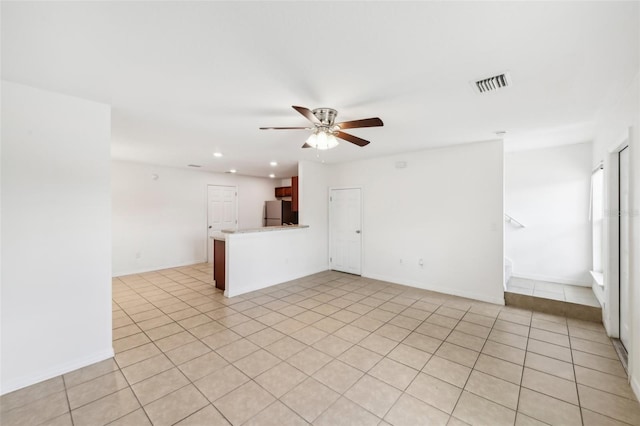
[419,258,424,267]
[399,258,403,264]
[136,251,141,259]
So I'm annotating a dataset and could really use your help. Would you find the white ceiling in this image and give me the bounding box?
[2,1,638,178]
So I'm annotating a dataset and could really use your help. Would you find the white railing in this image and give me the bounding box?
[504,214,525,228]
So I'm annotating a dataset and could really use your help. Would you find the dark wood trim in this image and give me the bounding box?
[214,239,225,291]
[291,176,299,212]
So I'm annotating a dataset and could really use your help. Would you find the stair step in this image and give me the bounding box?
[505,291,602,323]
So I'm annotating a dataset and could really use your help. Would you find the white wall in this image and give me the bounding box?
[299,160,330,273]
[112,161,278,276]
[505,143,592,285]
[1,81,112,394]
[225,228,320,297]
[322,140,505,304]
[592,72,640,399]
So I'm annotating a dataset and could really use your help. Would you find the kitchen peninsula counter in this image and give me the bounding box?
[210,225,312,297]
[221,224,308,234]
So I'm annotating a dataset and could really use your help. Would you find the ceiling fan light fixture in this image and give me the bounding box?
[306,130,339,150]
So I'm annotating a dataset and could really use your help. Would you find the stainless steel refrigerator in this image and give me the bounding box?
[265,200,295,226]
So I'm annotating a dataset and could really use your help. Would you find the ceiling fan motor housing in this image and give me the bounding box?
[312,108,338,127]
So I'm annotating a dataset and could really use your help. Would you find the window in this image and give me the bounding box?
[590,166,604,274]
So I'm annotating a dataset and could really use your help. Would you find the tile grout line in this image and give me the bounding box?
[117,272,352,424]
[60,373,74,426]
[123,286,582,422]
[343,297,446,422]
[115,279,231,422]
[115,270,236,422]
[567,321,586,426]
[514,308,535,422]
[447,304,502,422]
[302,295,456,423]
[110,297,167,425]
[437,309,472,422]
[273,299,408,423]
[7,266,636,426]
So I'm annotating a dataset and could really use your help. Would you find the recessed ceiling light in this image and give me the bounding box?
[229,169,237,173]
[213,152,223,158]
[270,161,278,166]
[269,174,275,178]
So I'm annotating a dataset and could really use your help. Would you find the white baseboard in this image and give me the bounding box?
[363,273,505,306]
[631,373,640,403]
[1,347,114,396]
[591,282,606,306]
[112,259,207,278]
[511,273,591,287]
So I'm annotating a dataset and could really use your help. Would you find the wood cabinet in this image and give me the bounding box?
[291,176,299,212]
[275,186,292,198]
[213,239,225,291]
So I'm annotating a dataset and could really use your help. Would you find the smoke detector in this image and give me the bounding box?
[472,72,512,94]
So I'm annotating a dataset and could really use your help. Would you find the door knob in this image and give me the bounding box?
[209,226,212,229]
[356,230,361,234]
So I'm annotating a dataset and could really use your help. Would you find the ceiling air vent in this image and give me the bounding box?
[473,72,512,94]
[187,164,201,168]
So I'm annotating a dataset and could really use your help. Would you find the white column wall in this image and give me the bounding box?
[1,81,112,394]
[298,160,331,274]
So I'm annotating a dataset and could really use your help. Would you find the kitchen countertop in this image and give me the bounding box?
[209,225,308,241]
[222,225,309,234]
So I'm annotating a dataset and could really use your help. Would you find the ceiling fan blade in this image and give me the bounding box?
[302,143,312,148]
[335,131,370,147]
[336,117,384,129]
[292,105,321,125]
[259,126,310,130]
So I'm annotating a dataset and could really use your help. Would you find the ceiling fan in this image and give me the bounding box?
[260,106,383,150]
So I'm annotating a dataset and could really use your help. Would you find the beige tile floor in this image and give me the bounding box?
[2,264,639,425]
[507,277,600,307]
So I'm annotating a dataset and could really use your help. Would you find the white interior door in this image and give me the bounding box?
[619,146,630,349]
[330,188,362,275]
[207,185,237,263]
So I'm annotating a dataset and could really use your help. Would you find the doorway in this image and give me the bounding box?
[619,146,630,350]
[329,187,362,275]
[207,185,237,263]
